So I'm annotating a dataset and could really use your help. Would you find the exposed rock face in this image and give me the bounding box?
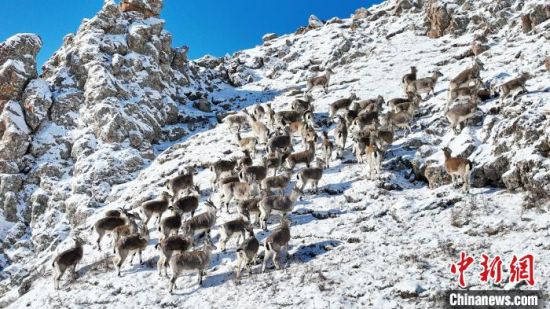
[262,33,278,42]
[425,1,452,38]
[308,15,324,28]
[0,34,42,101]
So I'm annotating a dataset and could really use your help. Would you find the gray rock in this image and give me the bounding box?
[21,79,52,131]
[425,163,451,189]
[0,101,31,161]
[262,33,278,42]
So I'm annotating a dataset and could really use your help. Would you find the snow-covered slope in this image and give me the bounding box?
[1,0,549,307]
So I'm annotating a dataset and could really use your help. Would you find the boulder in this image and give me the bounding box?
[0,101,31,161]
[308,15,324,29]
[21,79,52,131]
[353,7,371,19]
[425,1,451,38]
[120,0,163,17]
[262,33,278,42]
[171,45,189,72]
[0,34,42,100]
[425,163,451,189]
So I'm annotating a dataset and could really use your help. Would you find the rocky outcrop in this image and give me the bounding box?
[262,33,278,42]
[308,15,324,29]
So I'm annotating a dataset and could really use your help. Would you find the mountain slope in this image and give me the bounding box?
[1,0,549,307]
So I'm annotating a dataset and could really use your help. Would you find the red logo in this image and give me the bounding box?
[450,252,535,287]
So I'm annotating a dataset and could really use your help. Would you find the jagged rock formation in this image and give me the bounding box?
[0,0,549,307]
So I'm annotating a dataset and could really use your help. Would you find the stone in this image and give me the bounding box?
[262,33,278,42]
[353,7,371,19]
[424,163,451,189]
[0,101,31,161]
[21,79,52,131]
[308,15,324,29]
[193,98,211,112]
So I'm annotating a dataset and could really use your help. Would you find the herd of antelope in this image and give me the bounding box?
[52,58,532,293]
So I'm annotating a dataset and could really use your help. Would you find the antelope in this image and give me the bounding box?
[172,194,199,218]
[296,158,325,193]
[155,234,193,277]
[402,66,417,92]
[285,140,316,170]
[371,128,394,153]
[496,72,532,102]
[182,200,217,239]
[219,217,253,251]
[262,217,291,272]
[235,229,260,280]
[114,224,149,276]
[141,191,171,226]
[166,166,196,198]
[236,133,258,155]
[382,111,412,134]
[334,115,348,158]
[349,111,379,132]
[209,159,237,188]
[352,129,371,164]
[442,147,472,192]
[216,174,240,193]
[329,93,357,118]
[239,165,268,186]
[446,98,478,133]
[321,131,333,168]
[223,113,249,132]
[291,93,314,114]
[263,151,283,176]
[93,211,130,251]
[406,70,443,98]
[354,95,385,113]
[258,186,302,230]
[168,238,217,292]
[253,104,266,120]
[112,216,140,253]
[237,197,262,225]
[262,170,291,195]
[159,207,182,239]
[266,128,292,154]
[389,95,420,116]
[447,79,482,103]
[275,110,303,127]
[366,144,383,180]
[449,59,484,91]
[244,111,270,143]
[221,181,257,212]
[52,236,84,290]
[265,103,276,128]
[237,150,253,169]
[306,68,335,93]
[300,122,317,147]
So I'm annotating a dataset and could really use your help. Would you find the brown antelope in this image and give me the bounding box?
[446,98,478,134]
[306,68,335,93]
[236,133,258,155]
[496,72,532,102]
[114,224,150,276]
[235,229,260,280]
[402,66,417,91]
[285,140,316,170]
[406,70,443,98]
[442,147,472,192]
[141,191,171,226]
[158,207,182,239]
[209,159,237,187]
[155,234,193,277]
[219,217,253,251]
[168,238,217,292]
[321,131,333,168]
[449,59,484,91]
[334,115,348,159]
[329,93,357,118]
[93,211,130,251]
[296,158,325,193]
[182,200,218,240]
[223,113,249,132]
[366,144,383,180]
[166,166,196,198]
[237,197,262,225]
[262,170,291,195]
[258,186,302,230]
[52,236,84,290]
[262,217,292,272]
